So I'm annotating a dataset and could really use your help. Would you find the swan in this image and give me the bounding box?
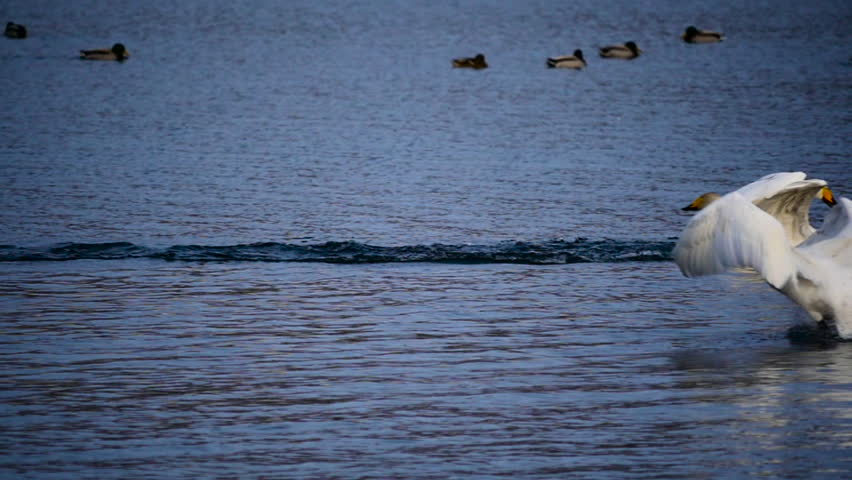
[682,172,836,246]
[599,41,641,59]
[682,26,724,43]
[547,49,587,69]
[452,53,488,69]
[80,43,129,61]
[674,188,852,339]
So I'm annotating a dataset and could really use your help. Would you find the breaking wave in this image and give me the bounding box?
[0,239,676,264]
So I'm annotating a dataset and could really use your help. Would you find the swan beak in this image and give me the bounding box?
[682,197,704,211]
[820,187,837,207]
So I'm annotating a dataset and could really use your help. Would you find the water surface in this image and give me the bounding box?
[1,0,851,478]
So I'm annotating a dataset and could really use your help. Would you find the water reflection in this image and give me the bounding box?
[667,342,852,476]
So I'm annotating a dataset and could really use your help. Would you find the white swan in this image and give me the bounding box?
[674,188,852,339]
[682,172,836,246]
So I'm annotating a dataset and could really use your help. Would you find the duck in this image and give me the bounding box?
[4,21,27,39]
[674,184,852,339]
[452,53,488,69]
[682,26,724,44]
[599,41,641,59]
[682,172,837,246]
[547,49,586,69]
[80,43,129,61]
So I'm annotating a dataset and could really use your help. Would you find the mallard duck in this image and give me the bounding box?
[547,49,586,69]
[4,22,27,39]
[452,53,488,69]
[682,26,724,43]
[80,43,129,61]
[599,41,641,59]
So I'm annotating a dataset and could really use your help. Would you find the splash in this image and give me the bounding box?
[0,239,675,264]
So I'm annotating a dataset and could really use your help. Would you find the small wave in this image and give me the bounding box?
[0,239,676,264]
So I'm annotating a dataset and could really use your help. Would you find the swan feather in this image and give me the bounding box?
[799,197,852,267]
[674,192,796,288]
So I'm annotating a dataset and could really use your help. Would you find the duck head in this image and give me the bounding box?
[112,43,128,61]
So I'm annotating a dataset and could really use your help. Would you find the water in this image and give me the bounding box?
[1,0,851,478]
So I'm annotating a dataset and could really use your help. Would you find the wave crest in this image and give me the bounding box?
[0,239,675,264]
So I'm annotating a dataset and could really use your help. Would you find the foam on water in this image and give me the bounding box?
[0,239,676,263]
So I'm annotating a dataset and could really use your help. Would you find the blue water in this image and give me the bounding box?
[1,0,851,478]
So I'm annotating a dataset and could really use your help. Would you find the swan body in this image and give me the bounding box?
[674,190,852,339]
[80,43,129,61]
[547,49,586,69]
[682,26,724,43]
[599,41,641,59]
[683,172,836,246]
[799,198,852,269]
[452,53,488,69]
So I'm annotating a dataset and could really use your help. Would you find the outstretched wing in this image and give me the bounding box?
[734,172,826,245]
[735,172,807,202]
[754,180,827,245]
[673,192,797,289]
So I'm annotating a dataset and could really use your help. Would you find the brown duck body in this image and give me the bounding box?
[547,49,586,69]
[80,43,129,61]
[452,53,488,69]
[599,41,641,59]
[682,26,724,43]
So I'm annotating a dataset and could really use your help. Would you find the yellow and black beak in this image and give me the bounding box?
[682,197,704,211]
[821,187,837,207]
[682,193,721,212]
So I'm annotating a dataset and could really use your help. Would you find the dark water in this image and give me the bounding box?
[0,239,675,263]
[1,0,851,478]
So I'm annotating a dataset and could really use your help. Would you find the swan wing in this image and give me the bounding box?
[735,172,807,202]
[673,192,797,289]
[799,197,852,267]
[735,172,826,245]
[753,180,827,245]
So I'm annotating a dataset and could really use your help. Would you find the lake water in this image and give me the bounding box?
[1,0,851,478]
